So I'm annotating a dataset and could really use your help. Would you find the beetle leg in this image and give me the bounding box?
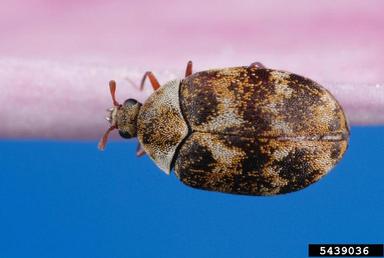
[185,60,193,77]
[249,62,266,68]
[136,143,146,157]
[140,71,161,91]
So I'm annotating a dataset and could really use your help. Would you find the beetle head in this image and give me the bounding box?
[98,80,142,150]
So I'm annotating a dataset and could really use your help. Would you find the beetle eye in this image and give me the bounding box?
[119,130,132,139]
[123,99,138,107]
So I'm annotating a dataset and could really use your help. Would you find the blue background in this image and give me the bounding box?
[0,126,383,258]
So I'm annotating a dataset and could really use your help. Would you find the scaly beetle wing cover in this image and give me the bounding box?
[175,67,349,195]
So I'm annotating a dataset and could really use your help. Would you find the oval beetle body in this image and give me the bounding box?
[100,62,349,196]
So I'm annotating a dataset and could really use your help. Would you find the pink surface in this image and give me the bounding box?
[0,0,383,139]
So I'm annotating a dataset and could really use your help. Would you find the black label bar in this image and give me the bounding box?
[308,244,383,257]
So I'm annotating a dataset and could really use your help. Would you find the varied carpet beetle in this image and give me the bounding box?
[98,61,349,196]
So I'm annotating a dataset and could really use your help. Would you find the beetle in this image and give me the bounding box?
[98,61,349,196]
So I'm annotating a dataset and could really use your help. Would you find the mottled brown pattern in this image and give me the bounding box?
[135,66,349,195]
[180,67,349,138]
[172,66,349,195]
[174,132,348,195]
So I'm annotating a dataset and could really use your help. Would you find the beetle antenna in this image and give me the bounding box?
[109,80,121,107]
[98,125,117,151]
